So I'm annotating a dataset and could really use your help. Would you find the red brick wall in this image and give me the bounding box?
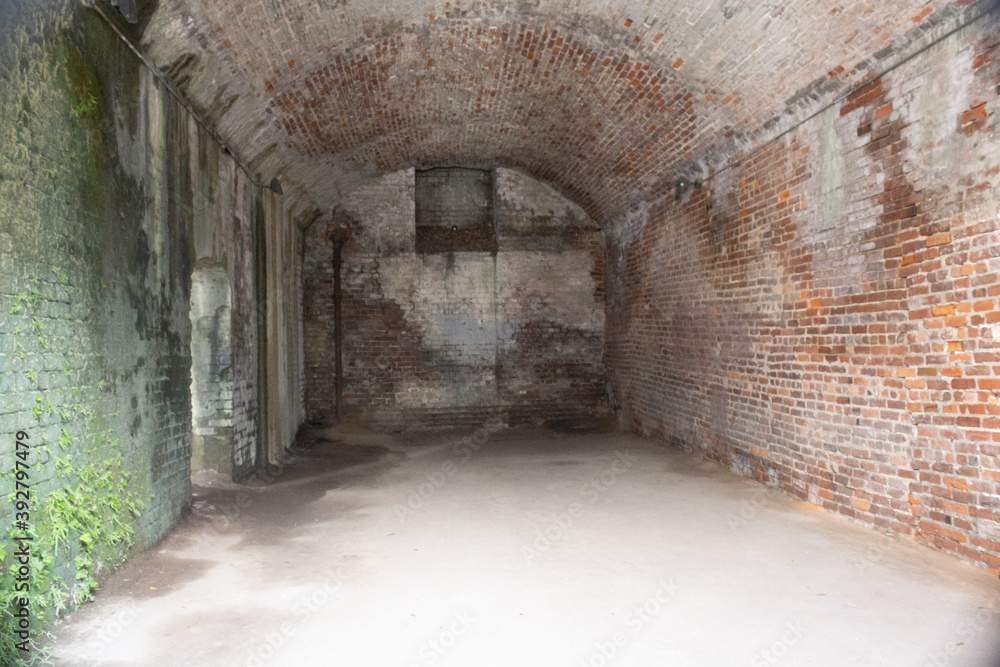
[607,14,1000,573]
[143,0,967,221]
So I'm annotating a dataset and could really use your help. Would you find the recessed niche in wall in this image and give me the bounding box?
[415,167,498,253]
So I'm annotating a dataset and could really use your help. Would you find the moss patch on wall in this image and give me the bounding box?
[0,2,195,663]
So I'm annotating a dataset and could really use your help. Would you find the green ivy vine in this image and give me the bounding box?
[1,285,146,666]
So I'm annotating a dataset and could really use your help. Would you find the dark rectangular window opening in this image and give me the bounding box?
[415,167,497,253]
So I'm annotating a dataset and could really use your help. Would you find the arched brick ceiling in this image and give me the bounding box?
[142,0,972,221]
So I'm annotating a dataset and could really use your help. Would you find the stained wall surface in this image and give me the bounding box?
[303,168,606,429]
[0,0,304,623]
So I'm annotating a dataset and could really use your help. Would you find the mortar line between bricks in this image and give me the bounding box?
[703,4,995,186]
[84,0,267,190]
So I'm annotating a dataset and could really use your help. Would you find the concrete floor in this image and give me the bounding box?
[46,426,1000,666]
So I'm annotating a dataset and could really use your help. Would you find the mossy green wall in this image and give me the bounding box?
[0,0,276,654]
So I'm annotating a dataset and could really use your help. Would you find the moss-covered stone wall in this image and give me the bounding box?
[0,0,304,657]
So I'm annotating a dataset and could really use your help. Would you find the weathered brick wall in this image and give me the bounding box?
[495,169,607,424]
[264,193,306,463]
[0,0,197,562]
[0,0,305,616]
[416,168,494,228]
[304,167,606,429]
[226,171,264,480]
[187,103,304,478]
[303,169,417,421]
[190,265,233,474]
[607,11,1000,573]
[188,125,264,481]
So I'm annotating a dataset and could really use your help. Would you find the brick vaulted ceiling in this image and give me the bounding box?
[141,0,981,222]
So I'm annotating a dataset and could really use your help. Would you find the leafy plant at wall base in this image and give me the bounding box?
[0,450,145,665]
[0,538,53,666]
[1,293,146,666]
